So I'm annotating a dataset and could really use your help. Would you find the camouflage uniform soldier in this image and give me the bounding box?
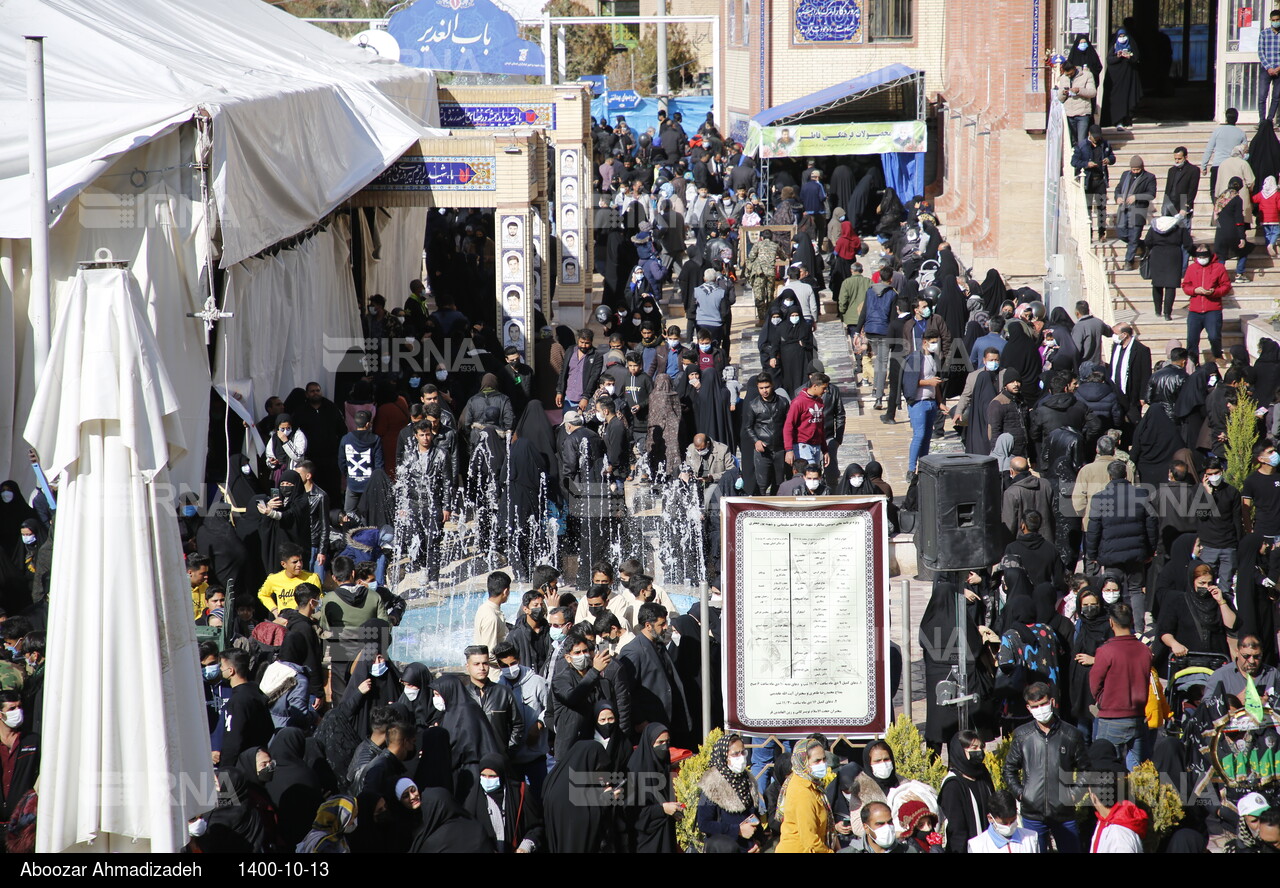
[745,232,785,326]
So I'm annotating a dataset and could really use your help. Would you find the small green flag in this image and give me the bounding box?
[1244,672,1267,724]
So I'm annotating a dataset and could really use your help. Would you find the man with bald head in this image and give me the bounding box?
[1107,323,1151,432]
[684,433,735,497]
[1001,456,1055,545]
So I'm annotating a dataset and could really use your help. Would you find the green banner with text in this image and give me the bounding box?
[746,120,927,158]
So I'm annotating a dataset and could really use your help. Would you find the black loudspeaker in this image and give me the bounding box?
[916,453,1003,572]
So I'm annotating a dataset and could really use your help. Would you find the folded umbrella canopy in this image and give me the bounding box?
[26,263,210,852]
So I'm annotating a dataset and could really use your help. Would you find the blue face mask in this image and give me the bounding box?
[182,505,198,518]
[810,761,828,780]
[734,477,744,491]
[1270,452,1280,468]
[370,661,388,678]
[408,377,421,389]
[480,775,501,793]
[203,664,221,681]
[986,360,1000,372]
[699,343,711,352]
[920,307,932,319]
[549,626,566,642]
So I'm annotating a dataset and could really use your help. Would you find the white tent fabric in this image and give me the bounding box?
[0,0,442,265]
[26,266,210,854]
[215,214,362,405]
[360,206,429,308]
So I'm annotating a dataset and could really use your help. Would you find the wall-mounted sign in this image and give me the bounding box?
[793,0,864,45]
[389,0,545,76]
[440,103,556,128]
[365,156,497,192]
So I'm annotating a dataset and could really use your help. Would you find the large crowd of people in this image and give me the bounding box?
[1,82,1280,855]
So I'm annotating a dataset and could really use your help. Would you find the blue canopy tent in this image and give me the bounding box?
[588,94,716,142]
[749,64,927,204]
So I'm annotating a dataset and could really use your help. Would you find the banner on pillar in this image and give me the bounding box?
[499,214,531,363]
[365,156,497,192]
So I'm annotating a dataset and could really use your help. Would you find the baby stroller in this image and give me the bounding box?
[1165,652,1230,739]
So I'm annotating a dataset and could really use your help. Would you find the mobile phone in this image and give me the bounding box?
[270,487,281,500]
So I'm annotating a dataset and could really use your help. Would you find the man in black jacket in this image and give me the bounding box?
[280,586,324,701]
[1002,682,1087,853]
[1030,372,1102,454]
[1146,348,1189,417]
[550,632,616,757]
[0,690,38,830]
[742,372,789,494]
[1161,146,1201,218]
[1108,324,1152,432]
[1002,511,1065,587]
[1085,461,1159,633]
[555,329,604,414]
[217,649,274,766]
[1195,457,1243,599]
[618,603,691,747]
[293,381,348,499]
[507,590,552,676]
[460,646,524,759]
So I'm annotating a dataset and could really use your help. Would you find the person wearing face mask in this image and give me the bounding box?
[1144,212,1195,321]
[901,332,944,477]
[6,519,52,613]
[505,591,551,677]
[1262,10,1280,123]
[1067,586,1113,737]
[1055,60,1097,149]
[844,740,899,841]
[697,732,765,851]
[476,753,544,853]
[840,801,917,853]
[493,642,550,796]
[937,730,996,852]
[1180,254,1231,368]
[1212,175,1253,286]
[775,738,837,852]
[1070,126,1116,241]
[551,632,618,757]
[619,603,693,746]
[967,789,1039,852]
[555,328,605,414]
[691,268,731,348]
[1001,682,1087,853]
[340,621,403,741]
[888,785,942,852]
[1107,323,1151,429]
[623,723,682,852]
[0,481,35,563]
[319,556,389,700]
[1158,562,1235,661]
[215,649,274,767]
[1112,156,1156,269]
[685,432,734,493]
[0,689,37,835]
[1100,27,1142,130]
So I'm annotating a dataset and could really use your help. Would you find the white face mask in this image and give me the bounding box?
[571,653,591,671]
[0,491,12,504]
[432,693,446,712]
[403,687,420,702]
[20,534,36,547]
[872,823,897,848]
[789,315,801,324]
[605,384,616,394]
[1207,474,1224,487]
[805,478,821,491]
[670,630,682,646]
[850,475,864,487]
[810,761,828,780]
[1196,257,1210,266]
[1,708,23,729]
[1102,588,1121,605]
[926,342,939,353]
[1029,703,1055,724]
[728,754,748,773]
[435,370,448,381]
[188,818,208,838]
[501,664,521,681]
[595,412,607,423]
[871,761,894,781]
[241,464,252,476]
[771,317,781,326]
[991,820,1017,838]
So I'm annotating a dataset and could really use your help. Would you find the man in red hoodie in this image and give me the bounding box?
[1181,243,1232,363]
[783,372,831,471]
[1089,602,1151,770]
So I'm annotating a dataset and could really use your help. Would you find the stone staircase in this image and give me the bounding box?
[1096,120,1272,357]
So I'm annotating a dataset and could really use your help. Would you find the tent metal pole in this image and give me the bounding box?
[542,14,552,84]
[26,36,51,375]
[700,581,711,741]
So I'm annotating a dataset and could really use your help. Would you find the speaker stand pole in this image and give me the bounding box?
[956,589,971,732]
[900,578,912,725]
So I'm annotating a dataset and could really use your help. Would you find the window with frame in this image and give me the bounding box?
[729,0,738,44]
[869,0,913,41]
[743,0,751,46]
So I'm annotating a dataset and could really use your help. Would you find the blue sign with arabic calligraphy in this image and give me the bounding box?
[439,103,556,128]
[605,91,641,112]
[793,0,863,44]
[365,156,497,192]
[389,0,545,76]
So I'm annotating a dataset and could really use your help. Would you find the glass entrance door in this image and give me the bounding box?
[1219,0,1261,122]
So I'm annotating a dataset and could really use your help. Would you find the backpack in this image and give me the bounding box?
[249,621,286,681]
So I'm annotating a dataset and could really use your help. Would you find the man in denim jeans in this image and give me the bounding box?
[782,372,831,474]
[900,331,943,478]
[1002,682,1087,852]
[1089,603,1151,770]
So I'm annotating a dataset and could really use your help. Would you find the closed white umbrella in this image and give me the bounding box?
[26,262,211,853]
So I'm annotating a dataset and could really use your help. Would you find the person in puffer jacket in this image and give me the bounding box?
[1084,461,1159,632]
[1074,362,1125,428]
[1030,372,1103,453]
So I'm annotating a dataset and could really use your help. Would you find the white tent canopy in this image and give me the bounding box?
[26,265,210,853]
[0,0,446,493]
[0,0,441,266]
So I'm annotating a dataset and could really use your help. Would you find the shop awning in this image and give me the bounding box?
[751,64,924,127]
